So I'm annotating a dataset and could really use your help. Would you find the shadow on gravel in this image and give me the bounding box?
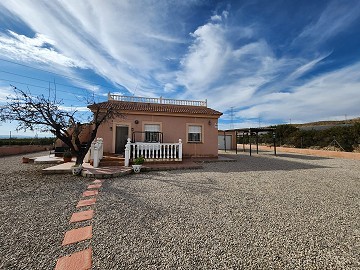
[149,173,223,194]
[110,172,223,196]
[276,153,331,160]
[198,154,329,173]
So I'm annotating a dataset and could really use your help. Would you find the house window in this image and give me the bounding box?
[144,124,160,142]
[188,125,202,142]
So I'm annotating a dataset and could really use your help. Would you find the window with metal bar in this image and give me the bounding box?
[144,124,161,142]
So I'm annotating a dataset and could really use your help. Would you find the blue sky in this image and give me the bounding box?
[0,0,360,137]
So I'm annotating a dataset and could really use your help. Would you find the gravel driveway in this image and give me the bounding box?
[0,151,359,269]
[0,152,86,270]
[93,152,360,269]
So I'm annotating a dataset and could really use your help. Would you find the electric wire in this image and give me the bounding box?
[0,69,103,95]
[0,78,100,104]
[0,57,137,91]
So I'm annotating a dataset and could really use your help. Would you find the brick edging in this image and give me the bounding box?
[54,179,103,270]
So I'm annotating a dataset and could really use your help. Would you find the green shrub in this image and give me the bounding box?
[134,156,145,165]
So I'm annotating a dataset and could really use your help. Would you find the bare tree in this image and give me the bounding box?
[0,85,121,165]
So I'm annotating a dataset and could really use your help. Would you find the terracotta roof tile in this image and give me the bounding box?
[88,101,222,116]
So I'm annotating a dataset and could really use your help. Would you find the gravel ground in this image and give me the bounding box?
[0,152,89,270]
[93,152,360,269]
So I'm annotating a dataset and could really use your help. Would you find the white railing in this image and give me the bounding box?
[90,138,103,168]
[124,138,182,166]
[108,94,207,107]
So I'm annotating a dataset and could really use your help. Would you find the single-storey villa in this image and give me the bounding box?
[87,94,223,159]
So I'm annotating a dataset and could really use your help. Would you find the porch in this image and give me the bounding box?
[89,138,183,168]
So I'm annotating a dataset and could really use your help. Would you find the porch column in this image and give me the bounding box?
[124,138,131,166]
[178,139,182,161]
[93,141,99,168]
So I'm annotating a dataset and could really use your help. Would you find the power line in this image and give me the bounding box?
[0,71,104,98]
[0,78,103,98]
[0,58,90,83]
[0,57,136,91]
[0,78,99,103]
[0,70,97,93]
[229,107,234,129]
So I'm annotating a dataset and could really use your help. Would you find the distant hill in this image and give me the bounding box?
[295,117,360,130]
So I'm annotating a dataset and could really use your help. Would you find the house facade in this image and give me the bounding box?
[88,94,222,158]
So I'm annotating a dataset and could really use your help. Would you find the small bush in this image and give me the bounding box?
[134,156,145,165]
[0,137,56,146]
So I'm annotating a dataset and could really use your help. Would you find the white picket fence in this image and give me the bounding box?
[124,138,182,166]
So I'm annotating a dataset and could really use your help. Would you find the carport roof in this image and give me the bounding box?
[222,127,275,133]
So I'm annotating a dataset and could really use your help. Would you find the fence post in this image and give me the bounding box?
[93,142,99,168]
[125,138,131,167]
[97,138,103,159]
[178,139,182,161]
[90,140,96,160]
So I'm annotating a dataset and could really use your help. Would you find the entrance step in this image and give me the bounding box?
[98,156,125,167]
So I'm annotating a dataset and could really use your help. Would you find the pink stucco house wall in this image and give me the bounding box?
[88,95,223,158]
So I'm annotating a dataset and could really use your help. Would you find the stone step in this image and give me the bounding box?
[100,156,125,167]
[90,156,125,166]
[99,160,125,166]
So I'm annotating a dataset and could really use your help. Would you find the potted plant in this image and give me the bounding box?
[71,164,83,175]
[63,150,72,162]
[132,156,145,173]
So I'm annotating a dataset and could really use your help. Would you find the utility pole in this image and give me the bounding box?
[230,107,234,129]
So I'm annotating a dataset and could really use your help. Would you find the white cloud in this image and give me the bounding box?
[177,22,230,91]
[176,18,293,110]
[0,1,358,127]
[0,0,191,97]
[0,31,87,68]
[286,53,331,81]
[295,0,360,45]
[164,83,176,93]
[210,14,222,22]
[237,61,360,123]
[59,105,89,112]
[0,85,13,102]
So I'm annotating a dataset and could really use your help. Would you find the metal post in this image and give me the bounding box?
[224,130,226,152]
[256,132,259,154]
[235,131,238,154]
[249,132,252,156]
[242,133,245,152]
[273,133,277,156]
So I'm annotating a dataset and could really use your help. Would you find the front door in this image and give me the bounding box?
[115,126,129,154]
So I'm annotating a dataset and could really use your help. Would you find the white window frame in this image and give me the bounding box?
[187,124,204,143]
